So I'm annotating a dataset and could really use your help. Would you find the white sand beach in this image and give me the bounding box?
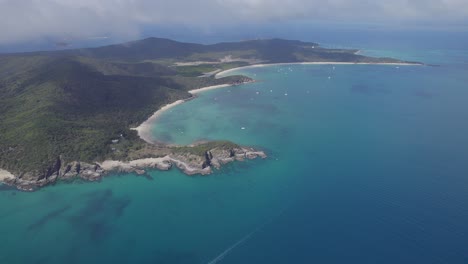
[215,61,422,78]
[189,84,231,94]
[131,84,239,143]
[131,99,186,143]
[133,61,422,144]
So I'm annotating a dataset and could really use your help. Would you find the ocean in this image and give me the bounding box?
[1,35,468,263]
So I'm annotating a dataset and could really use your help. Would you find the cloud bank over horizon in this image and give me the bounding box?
[1,0,467,44]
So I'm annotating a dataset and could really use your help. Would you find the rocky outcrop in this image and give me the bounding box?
[0,146,266,191]
[2,159,107,191]
[198,147,267,170]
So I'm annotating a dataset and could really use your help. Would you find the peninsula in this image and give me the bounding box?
[0,37,422,191]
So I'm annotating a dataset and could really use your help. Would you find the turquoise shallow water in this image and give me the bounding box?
[2,45,468,263]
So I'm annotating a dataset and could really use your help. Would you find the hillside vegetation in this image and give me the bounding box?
[0,37,418,176]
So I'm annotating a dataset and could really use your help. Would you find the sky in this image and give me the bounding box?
[0,0,467,49]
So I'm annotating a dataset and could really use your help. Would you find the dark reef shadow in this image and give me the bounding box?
[28,205,71,232]
[67,189,131,241]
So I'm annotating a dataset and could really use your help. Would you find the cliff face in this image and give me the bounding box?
[1,144,266,191]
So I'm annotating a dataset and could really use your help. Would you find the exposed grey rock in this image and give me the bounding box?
[0,146,266,191]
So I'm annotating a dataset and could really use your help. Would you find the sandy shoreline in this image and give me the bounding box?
[130,99,186,143]
[189,84,232,94]
[133,61,422,143]
[1,61,420,186]
[215,61,422,78]
[131,83,240,143]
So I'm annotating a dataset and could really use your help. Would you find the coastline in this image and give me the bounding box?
[98,147,267,178]
[133,61,422,144]
[131,83,242,143]
[1,81,261,189]
[130,99,186,144]
[0,60,422,189]
[189,83,232,94]
[215,61,423,78]
[0,145,267,191]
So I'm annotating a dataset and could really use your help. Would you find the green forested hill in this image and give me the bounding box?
[0,37,418,176]
[0,54,247,174]
[25,37,409,64]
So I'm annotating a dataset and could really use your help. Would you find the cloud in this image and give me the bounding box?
[0,0,467,44]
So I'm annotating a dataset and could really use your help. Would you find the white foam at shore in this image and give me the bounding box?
[0,169,15,182]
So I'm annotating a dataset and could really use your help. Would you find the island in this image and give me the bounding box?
[0,37,422,191]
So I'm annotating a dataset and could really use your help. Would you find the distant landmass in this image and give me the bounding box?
[0,37,421,190]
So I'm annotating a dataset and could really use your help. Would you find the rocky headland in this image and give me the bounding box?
[0,37,424,191]
[1,142,266,192]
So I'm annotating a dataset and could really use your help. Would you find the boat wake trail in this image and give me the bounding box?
[206,208,287,264]
[206,228,258,264]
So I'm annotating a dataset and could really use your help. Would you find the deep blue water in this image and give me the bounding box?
[1,36,468,263]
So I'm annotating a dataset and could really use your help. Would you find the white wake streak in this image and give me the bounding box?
[206,208,287,264]
[206,228,258,264]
